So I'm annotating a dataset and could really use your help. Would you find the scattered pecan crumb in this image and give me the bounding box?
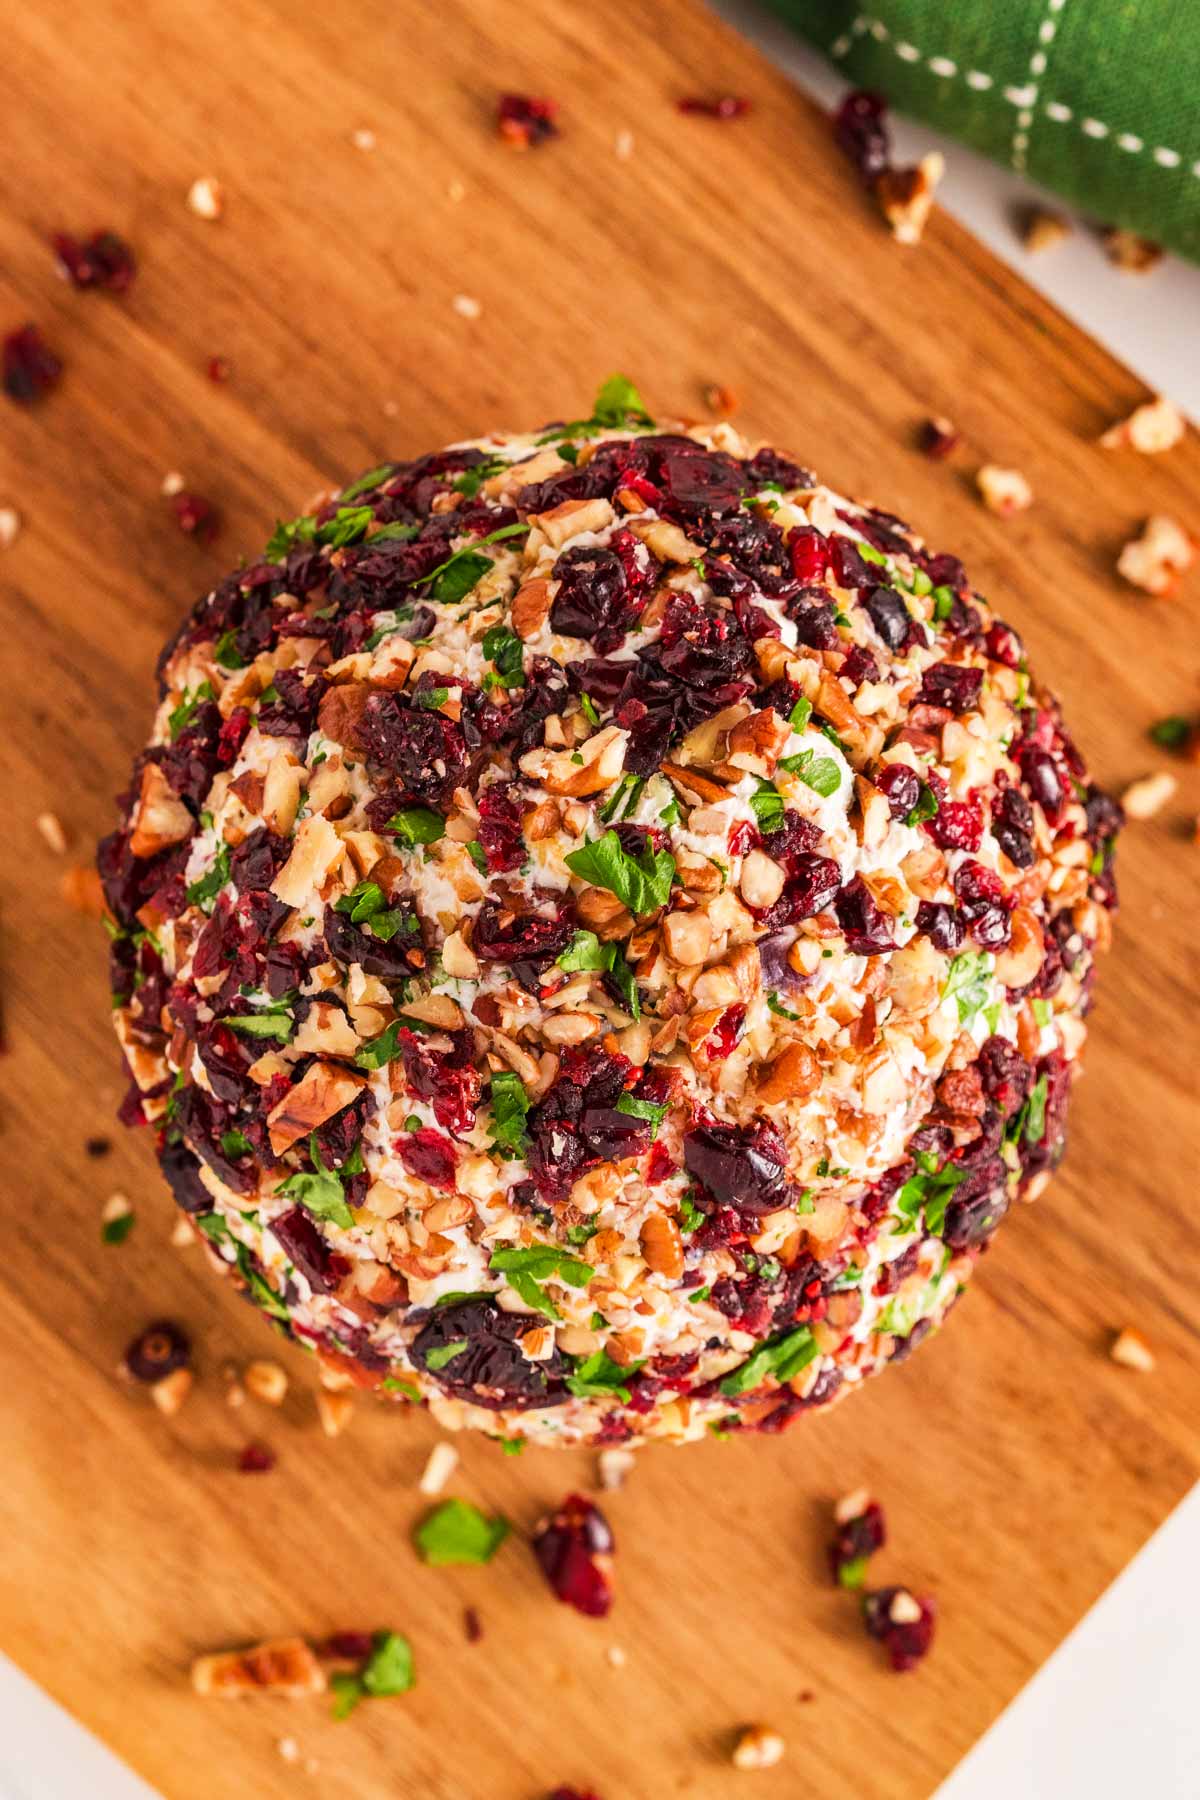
[243,1360,288,1406]
[1101,395,1185,455]
[51,229,136,293]
[862,1586,936,1671]
[316,1389,354,1437]
[151,1367,194,1415]
[731,1724,785,1770]
[1110,1326,1155,1371]
[976,465,1033,516]
[171,1215,196,1249]
[36,811,68,854]
[678,94,751,120]
[61,863,105,915]
[3,324,62,405]
[1117,515,1196,595]
[1103,227,1163,273]
[605,1644,626,1669]
[463,1605,483,1643]
[277,1737,301,1764]
[701,382,737,418]
[239,1440,277,1473]
[101,1191,135,1244]
[187,176,225,221]
[597,1446,636,1492]
[497,94,559,149]
[192,1637,326,1699]
[171,492,220,542]
[350,127,376,152]
[446,179,466,203]
[0,506,22,549]
[614,129,634,160]
[418,1440,459,1496]
[452,293,482,321]
[206,355,230,383]
[1021,207,1071,255]
[1120,771,1177,820]
[875,153,944,245]
[918,416,961,460]
[161,470,185,497]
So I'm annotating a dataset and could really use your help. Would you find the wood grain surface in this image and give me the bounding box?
[1,3,1198,1797]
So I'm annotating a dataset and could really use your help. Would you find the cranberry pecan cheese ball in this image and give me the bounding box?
[100,378,1121,1448]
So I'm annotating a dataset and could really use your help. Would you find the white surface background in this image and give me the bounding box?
[3,7,1197,1795]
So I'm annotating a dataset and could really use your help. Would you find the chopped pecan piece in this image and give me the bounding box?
[191,1637,326,1698]
[267,1060,367,1155]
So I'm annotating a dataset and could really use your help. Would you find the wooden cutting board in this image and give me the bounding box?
[1,2,1197,1795]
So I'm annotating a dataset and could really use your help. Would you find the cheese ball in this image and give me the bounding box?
[100,383,1121,1447]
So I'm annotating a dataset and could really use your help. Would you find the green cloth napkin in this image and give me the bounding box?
[764,0,1200,263]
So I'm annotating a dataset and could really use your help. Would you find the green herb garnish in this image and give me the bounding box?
[565,829,675,917]
[414,1499,510,1567]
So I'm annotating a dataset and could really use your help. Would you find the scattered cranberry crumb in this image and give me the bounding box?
[321,1630,374,1663]
[918,416,961,460]
[532,1493,615,1618]
[828,1493,886,1588]
[3,324,62,405]
[206,355,231,383]
[85,1135,112,1158]
[833,89,890,185]
[677,94,751,120]
[548,1789,602,1800]
[497,94,559,149]
[463,1606,483,1644]
[862,1586,936,1671]
[171,492,220,542]
[238,1441,276,1473]
[123,1320,191,1383]
[51,229,137,293]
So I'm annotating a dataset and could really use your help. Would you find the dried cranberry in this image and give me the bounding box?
[473,899,576,968]
[862,1586,936,1671]
[3,324,62,404]
[709,1003,746,1059]
[788,526,832,583]
[548,1788,602,1800]
[1084,784,1123,842]
[526,1046,645,1196]
[920,662,983,714]
[954,861,1013,949]
[683,1119,789,1215]
[656,445,746,521]
[123,1320,191,1383]
[399,1029,482,1136]
[841,644,880,686]
[915,901,964,953]
[230,827,289,893]
[835,876,896,955]
[52,229,136,292]
[171,492,219,542]
[677,93,751,119]
[833,89,891,185]
[396,1126,457,1190]
[744,447,814,490]
[985,619,1023,668]
[257,666,325,739]
[1017,745,1066,823]
[927,797,982,853]
[238,1441,276,1473]
[829,1499,886,1587]
[992,784,1035,868]
[875,763,920,820]
[357,693,467,803]
[497,93,559,148]
[550,543,640,645]
[532,1494,615,1618]
[863,585,915,651]
[271,1208,349,1295]
[829,534,874,590]
[976,1036,1032,1115]
[411,1298,568,1409]
[476,783,526,872]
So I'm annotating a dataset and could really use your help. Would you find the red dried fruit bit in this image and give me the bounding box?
[207,355,230,382]
[85,1135,112,1157]
[548,1789,602,1800]
[833,89,891,186]
[677,94,751,120]
[918,416,961,460]
[497,93,559,149]
[532,1493,615,1618]
[238,1440,276,1473]
[828,1496,886,1588]
[321,1630,375,1662]
[463,1606,483,1643]
[171,492,220,542]
[862,1586,936,1671]
[51,229,137,293]
[3,324,63,405]
[123,1320,191,1383]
